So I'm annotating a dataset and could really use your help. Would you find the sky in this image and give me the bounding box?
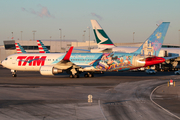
[0,0,180,45]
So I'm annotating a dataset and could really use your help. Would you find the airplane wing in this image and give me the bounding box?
[163,56,178,60]
[53,46,81,70]
[73,48,90,52]
[74,48,113,53]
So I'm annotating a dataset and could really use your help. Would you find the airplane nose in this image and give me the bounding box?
[1,60,6,67]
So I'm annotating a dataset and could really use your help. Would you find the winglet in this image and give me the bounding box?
[63,46,73,61]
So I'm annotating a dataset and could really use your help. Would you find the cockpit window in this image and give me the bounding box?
[5,58,8,60]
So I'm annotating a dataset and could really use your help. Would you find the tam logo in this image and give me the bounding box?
[17,56,47,66]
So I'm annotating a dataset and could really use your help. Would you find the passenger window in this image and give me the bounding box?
[5,58,8,60]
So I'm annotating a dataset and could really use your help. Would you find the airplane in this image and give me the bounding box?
[1,22,170,78]
[90,20,180,57]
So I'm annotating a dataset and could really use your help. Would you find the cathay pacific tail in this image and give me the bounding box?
[91,20,115,49]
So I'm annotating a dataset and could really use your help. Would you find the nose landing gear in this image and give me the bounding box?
[11,70,17,77]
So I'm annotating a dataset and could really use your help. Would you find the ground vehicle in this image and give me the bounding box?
[145,69,156,74]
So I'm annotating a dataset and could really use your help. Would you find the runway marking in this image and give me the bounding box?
[150,85,180,120]
[98,100,107,120]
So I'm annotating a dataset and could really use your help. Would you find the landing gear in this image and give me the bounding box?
[84,72,94,78]
[69,74,79,78]
[12,74,17,77]
[69,68,80,78]
[11,70,17,77]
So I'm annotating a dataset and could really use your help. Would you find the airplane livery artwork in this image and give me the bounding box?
[89,53,133,71]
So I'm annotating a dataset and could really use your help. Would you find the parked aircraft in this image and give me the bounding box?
[15,43,26,53]
[37,40,50,53]
[90,20,179,57]
[15,40,50,54]
[1,22,169,78]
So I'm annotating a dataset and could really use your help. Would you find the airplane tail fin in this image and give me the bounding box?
[91,20,115,48]
[133,22,170,56]
[37,40,50,53]
[15,43,26,53]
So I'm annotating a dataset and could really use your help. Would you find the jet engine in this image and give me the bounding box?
[40,65,63,76]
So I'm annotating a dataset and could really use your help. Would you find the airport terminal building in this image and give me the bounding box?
[0,39,98,62]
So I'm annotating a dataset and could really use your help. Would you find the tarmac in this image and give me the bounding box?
[0,66,180,120]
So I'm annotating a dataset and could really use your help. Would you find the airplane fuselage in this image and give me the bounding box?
[2,52,165,72]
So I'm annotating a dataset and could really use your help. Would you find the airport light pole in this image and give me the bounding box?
[179,30,180,44]
[59,28,62,52]
[21,31,23,40]
[59,28,62,40]
[83,30,86,41]
[133,32,135,43]
[32,31,36,41]
[87,27,90,50]
[11,32,13,39]
[32,31,36,50]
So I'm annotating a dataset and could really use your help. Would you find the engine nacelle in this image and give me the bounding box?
[40,65,63,76]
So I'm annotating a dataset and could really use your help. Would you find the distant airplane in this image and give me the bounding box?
[90,20,180,58]
[2,21,169,78]
[15,40,50,54]
[15,43,26,54]
[37,40,50,53]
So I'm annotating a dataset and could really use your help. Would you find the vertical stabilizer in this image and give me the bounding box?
[91,20,115,48]
[15,43,26,53]
[134,22,170,56]
[37,40,50,53]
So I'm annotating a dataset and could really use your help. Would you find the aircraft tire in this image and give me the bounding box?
[84,73,88,78]
[69,74,74,78]
[13,74,17,77]
[74,74,79,78]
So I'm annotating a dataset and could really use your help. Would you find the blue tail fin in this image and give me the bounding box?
[134,22,170,56]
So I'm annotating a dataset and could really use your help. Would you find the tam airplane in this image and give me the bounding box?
[2,22,170,78]
[15,40,50,54]
[37,40,50,53]
[15,43,27,54]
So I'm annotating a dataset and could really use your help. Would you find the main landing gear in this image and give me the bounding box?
[69,74,79,78]
[84,72,94,78]
[69,68,80,78]
[11,70,17,77]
